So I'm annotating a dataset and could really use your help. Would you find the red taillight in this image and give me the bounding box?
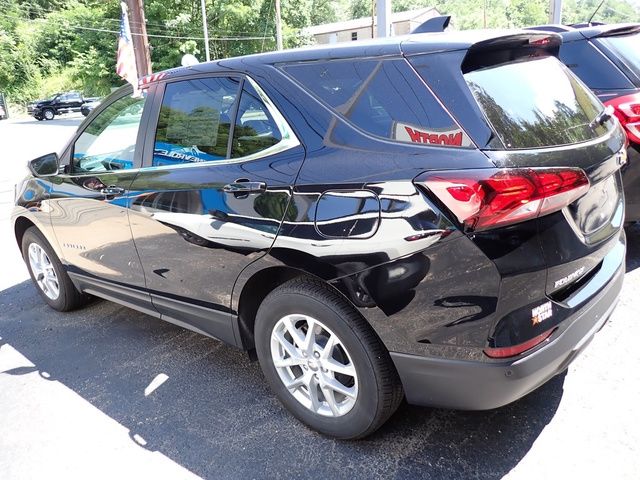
[604,92,640,144]
[484,327,556,359]
[416,168,589,232]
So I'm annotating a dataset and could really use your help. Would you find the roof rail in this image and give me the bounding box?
[411,15,451,34]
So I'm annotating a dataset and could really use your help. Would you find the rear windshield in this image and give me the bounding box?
[599,33,640,80]
[464,56,614,149]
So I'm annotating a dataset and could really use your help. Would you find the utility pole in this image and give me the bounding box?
[200,0,211,61]
[549,0,563,23]
[371,0,375,39]
[275,0,283,50]
[376,0,391,38]
[124,0,152,76]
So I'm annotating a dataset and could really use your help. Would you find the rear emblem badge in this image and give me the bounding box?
[554,266,585,289]
[531,302,552,326]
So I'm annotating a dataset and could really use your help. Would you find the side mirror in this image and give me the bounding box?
[28,153,59,177]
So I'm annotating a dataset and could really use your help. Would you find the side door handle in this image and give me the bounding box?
[100,186,126,196]
[223,181,267,193]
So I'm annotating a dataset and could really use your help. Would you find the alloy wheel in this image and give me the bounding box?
[270,314,359,417]
[28,243,60,300]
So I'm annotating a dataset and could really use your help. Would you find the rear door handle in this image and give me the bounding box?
[223,181,267,193]
[100,186,126,196]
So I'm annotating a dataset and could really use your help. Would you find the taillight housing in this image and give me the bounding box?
[604,92,640,144]
[416,167,590,232]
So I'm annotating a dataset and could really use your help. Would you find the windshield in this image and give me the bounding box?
[464,56,614,149]
[599,32,640,80]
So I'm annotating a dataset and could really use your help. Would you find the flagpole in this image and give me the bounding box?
[201,0,211,61]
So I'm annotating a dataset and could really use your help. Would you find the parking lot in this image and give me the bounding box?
[1,116,639,479]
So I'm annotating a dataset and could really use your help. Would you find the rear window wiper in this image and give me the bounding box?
[589,105,614,129]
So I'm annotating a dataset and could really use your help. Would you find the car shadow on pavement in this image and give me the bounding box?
[0,280,565,480]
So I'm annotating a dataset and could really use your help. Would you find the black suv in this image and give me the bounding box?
[13,30,626,439]
[28,91,92,121]
[528,23,640,222]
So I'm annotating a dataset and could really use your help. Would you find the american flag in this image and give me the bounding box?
[116,2,138,93]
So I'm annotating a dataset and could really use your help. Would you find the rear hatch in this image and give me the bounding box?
[404,31,626,348]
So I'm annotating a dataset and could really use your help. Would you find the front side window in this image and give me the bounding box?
[73,93,146,172]
[153,77,239,166]
[282,58,470,147]
[465,56,615,149]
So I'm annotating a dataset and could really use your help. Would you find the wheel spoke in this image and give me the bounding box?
[29,248,40,271]
[45,278,58,295]
[282,316,305,349]
[325,358,356,378]
[320,333,336,360]
[323,377,357,399]
[274,331,300,360]
[321,384,340,416]
[308,375,320,412]
[273,356,303,368]
[301,317,316,353]
[284,375,305,392]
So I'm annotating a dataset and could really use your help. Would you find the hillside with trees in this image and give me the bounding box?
[1,0,639,106]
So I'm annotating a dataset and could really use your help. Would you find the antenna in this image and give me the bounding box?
[588,0,606,25]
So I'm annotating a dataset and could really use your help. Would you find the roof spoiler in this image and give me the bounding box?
[411,15,451,34]
[593,23,640,38]
[461,32,562,73]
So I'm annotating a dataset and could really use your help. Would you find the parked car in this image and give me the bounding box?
[12,29,626,439]
[81,98,102,117]
[527,22,640,223]
[0,92,8,120]
[27,91,100,121]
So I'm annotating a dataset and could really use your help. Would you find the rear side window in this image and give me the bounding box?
[154,77,240,166]
[231,82,282,158]
[598,33,640,81]
[283,58,471,148]
[465,56,614,149]
[559,40,633,90]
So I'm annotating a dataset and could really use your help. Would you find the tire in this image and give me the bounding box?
[21,226,88,311]
[255,277,403,439]
[35,115,43,121]
[43,108,55,121]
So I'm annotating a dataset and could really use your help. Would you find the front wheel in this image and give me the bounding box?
[42,108,55,120]
[21,227,88,311]
[255,277,403,439]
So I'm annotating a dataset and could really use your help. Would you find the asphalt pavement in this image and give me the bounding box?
[0,115,639,479]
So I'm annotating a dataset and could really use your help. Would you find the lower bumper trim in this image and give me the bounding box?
[391,262,623,410]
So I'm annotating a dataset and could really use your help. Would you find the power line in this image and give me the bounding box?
[0,11,286,40]
[69,24,276,41]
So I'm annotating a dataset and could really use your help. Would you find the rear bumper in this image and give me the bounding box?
[391,247,624,410]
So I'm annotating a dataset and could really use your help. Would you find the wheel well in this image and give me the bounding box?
[236,267,310,351]
[14,216,35,250]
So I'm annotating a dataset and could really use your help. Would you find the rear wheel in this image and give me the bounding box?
[255,277,403,439]
[21,227,88,311]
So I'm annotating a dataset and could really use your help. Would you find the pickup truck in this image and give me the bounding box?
[27,92,99,121]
